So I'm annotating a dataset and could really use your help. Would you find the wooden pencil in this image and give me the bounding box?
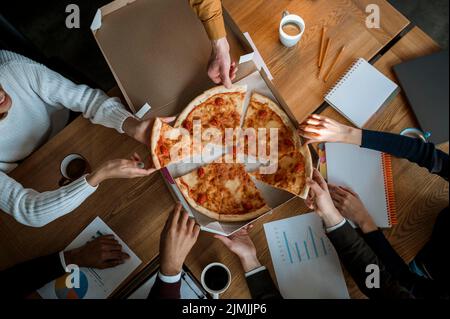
[324,45,346,82]
[318,26,327,68]
[318,38,331,77]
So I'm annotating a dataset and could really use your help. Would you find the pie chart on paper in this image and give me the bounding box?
[54,271,89,299]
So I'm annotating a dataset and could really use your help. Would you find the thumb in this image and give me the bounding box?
[214,234,232,248]
[221,67,232,89]
[161,116,176,124]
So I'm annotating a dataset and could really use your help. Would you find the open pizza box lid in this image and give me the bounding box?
[90,0,317,236]
[91,0,258,115]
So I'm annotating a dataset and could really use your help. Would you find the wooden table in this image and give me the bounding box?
[1,2,446,300]
[223,0,409,122]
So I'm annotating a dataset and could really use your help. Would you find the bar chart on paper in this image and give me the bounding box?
[264,213,349,299]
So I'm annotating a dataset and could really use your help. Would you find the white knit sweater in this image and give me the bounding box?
[0,50,133,227]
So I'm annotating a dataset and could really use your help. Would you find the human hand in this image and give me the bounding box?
[64,235,130,269]
[214,225,261,273]
[86,153,155,187]
[298,114,362,145]
[208,37,238,88]
[122,116,176,148]
[329,185,377,233]
[159,203,201,276]
[305,169,345,228]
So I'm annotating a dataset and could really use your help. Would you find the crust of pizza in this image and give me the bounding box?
[298,144,313,199]
[219,205,271,222]
[250,93,302,149]
[151,118,164,169]
[174,85,247,128]
[175,179,221,221]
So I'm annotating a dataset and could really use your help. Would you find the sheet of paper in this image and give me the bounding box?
[264,213,349,299]
[128,271,207,299]
[38,217,142,299]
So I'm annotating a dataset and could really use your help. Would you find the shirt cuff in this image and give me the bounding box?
[245,266,266,278]
[59,251,67,271]
[158,271,182,284]
[203,17,227,40]
[326,218,347,233]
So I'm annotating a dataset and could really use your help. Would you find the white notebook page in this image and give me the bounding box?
[325,58,398,127]
[325,143,390,228]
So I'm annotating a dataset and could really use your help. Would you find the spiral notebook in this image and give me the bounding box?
[325,58,399,127]
[325,143,397,228]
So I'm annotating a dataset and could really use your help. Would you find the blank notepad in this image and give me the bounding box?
[325,143,397,228]
[325,58,399,127]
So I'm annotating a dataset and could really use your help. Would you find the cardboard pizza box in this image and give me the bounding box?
[91,0,256,115]
[91,0,317,236]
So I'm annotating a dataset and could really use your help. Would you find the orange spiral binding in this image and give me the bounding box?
[381,153,397,226]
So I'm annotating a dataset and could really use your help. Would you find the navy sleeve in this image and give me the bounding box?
[361,130,449,180]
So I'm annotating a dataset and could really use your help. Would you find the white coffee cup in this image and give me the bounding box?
[59,153,90,186]
[279,11,305,48]
[200,262,231,299]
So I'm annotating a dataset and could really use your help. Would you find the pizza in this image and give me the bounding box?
[176,160,270,222]
[241,93,300,160]
[174,85,247,146]
[250,147,312,198]
[151,118,194,169]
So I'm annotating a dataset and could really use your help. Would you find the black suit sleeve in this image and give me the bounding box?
[0,253,66,298]
[245,268,282,300]
[361,130,449,180]
[328,222,413,299]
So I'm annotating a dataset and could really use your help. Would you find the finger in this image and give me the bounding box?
[161,116,177,124]
[103,259,126,268]
[300,125,325,134]
[179,209,190,228]
[329,184,348,197]
[169,203,182,229]
[214,234,232,247]
[102,251,128,261]
[305,118,323,126]
[209,73,222,84]
[311,114,333,124]
[313,169,328,191]
[193,224,201,239]
[330,192,344,204]
[221,66,233,89]
[101,244,124,252]
[339,185,358,197]
[187,218,196,233]
[306,177,323,196]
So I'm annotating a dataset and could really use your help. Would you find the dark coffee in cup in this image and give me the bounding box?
[203,265,230,291]
[66,158,88,179]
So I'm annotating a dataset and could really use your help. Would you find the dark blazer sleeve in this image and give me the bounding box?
[148,276,181,299]
[328,222,413,299]
[245,268,283,300]
[361,130,449,180]
[0,252,66,298]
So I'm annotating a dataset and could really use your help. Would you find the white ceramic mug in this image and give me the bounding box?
[279,11,306,48]
[200,262,231,299]
[59,153,90,186]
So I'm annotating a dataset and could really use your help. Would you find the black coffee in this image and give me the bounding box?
[204,265,229,291]
[66,158,88,179]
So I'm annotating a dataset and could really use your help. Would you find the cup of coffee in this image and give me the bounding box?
[59,154,91,186]
[279,11,305,48]
[201,262,231,299]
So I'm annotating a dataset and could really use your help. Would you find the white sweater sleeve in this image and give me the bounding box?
[0,171,97,227]
[24,58,133,133]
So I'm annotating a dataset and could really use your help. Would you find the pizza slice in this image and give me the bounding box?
[151,118,196,169]
[175,85,247,146]
[241,93,300,161]
[215,162,270,222]
[250,147,313,199]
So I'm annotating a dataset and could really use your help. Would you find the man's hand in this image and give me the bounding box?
[122,116,176,148]
[214,225,261,273]
[305,169,345,228]
[159,203,201,276]
[329,185,377,233]
[64,235,130,269]
[298,114,362,145]
[208,37,238,88]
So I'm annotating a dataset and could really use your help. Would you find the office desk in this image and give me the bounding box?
[2,3,444,300]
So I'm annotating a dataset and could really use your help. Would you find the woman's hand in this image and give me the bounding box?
[122,116,176,148]
[64,235,130,269]
[329,185,377,233]
[298,114,362,145]
[86,153,155,187]
[305,169,345,228]
[214,225,261,273]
